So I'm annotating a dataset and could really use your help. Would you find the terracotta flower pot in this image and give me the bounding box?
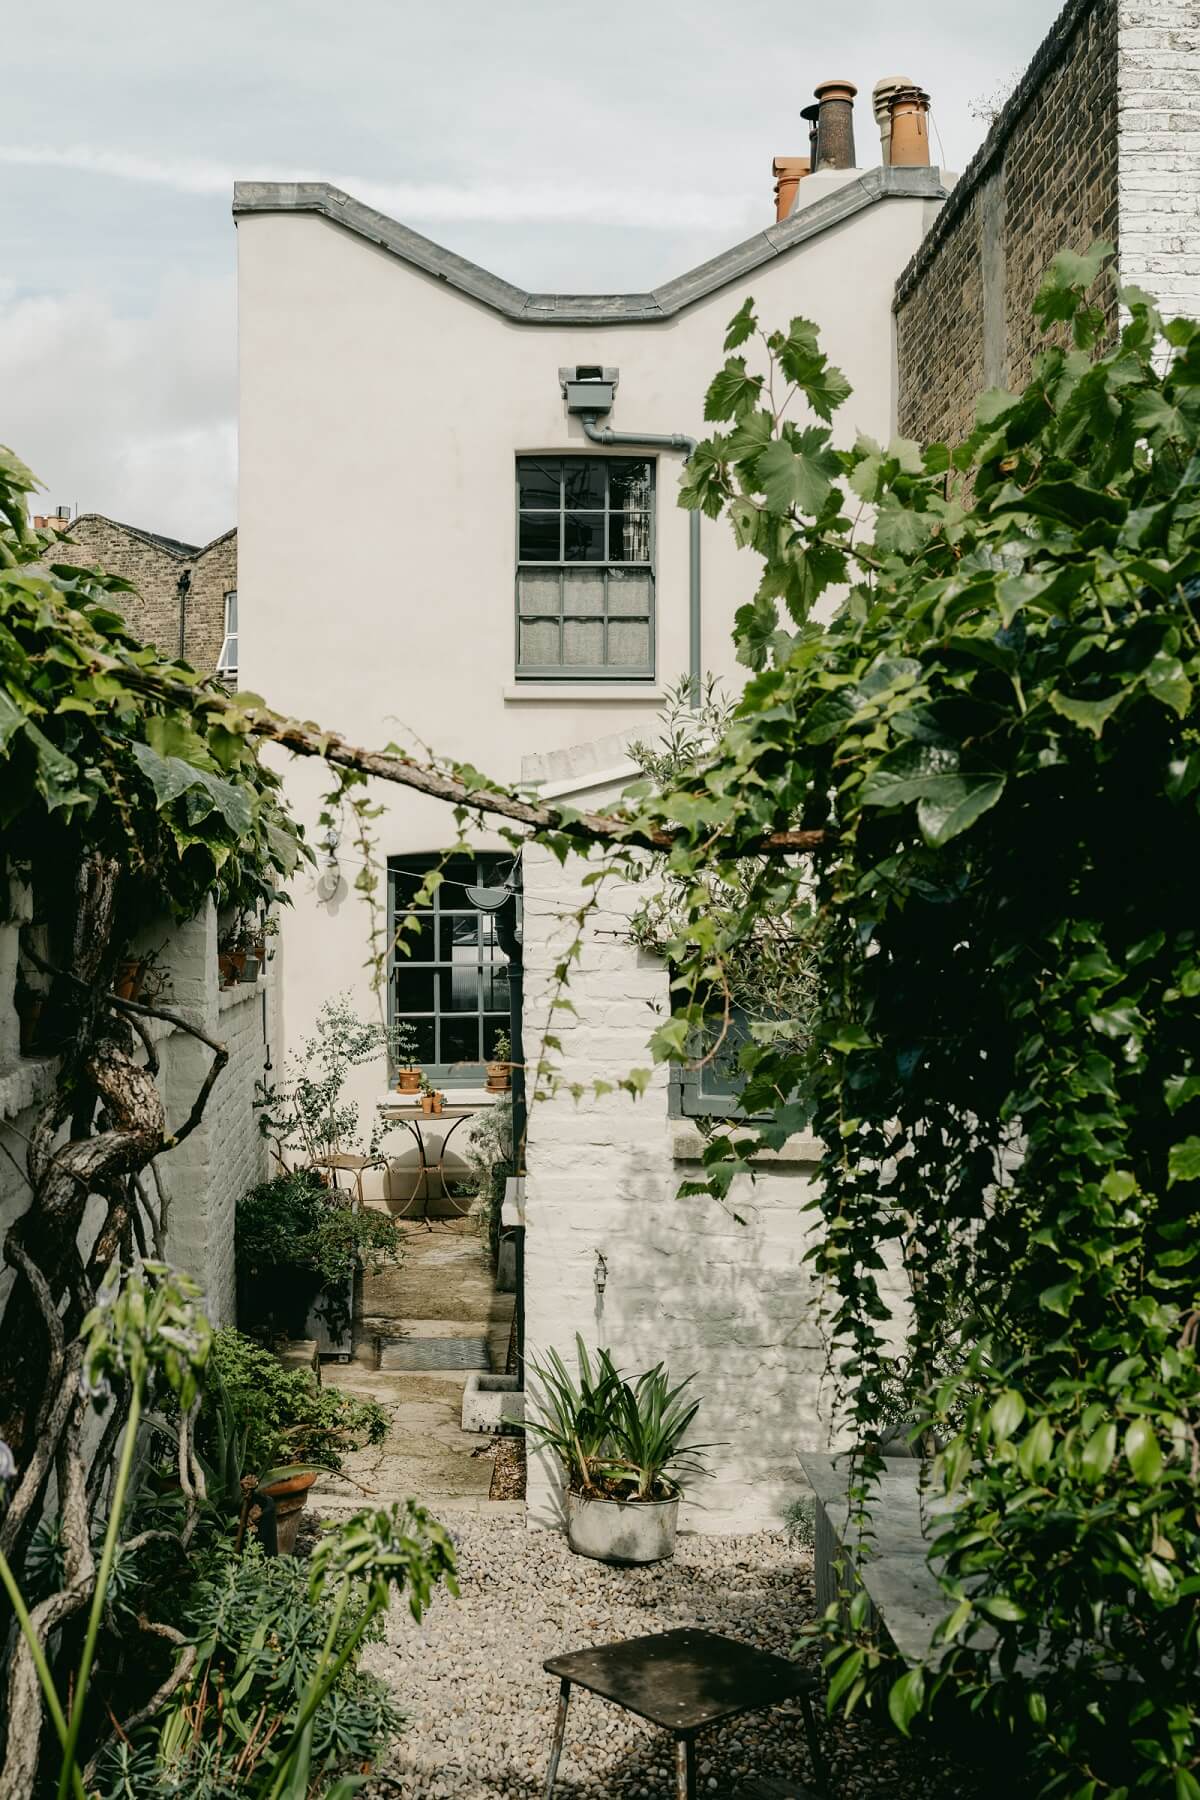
[259,1469,319,1555]
[114,959,146,1002]
[485,1063,511,1092]
[218,950,245,987]
[395,1068,421,1093]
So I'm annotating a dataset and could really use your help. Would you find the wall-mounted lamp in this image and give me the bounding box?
[593,1249,608,1297]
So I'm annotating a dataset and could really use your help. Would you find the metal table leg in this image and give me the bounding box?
[798,1688,828,1794]
[675,1735,696,1800]
[544,1679,572,1798]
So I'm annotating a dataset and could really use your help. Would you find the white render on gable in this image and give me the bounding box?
[236,177,941,1138]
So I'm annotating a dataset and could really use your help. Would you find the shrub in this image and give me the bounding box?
[201,1330,388,1480]
[96,1540,404,1798]
[236,1167,403,1341]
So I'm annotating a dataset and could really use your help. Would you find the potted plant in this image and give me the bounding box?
[418,1072,444,1117]
[217,920,248,986]
[236,1167,404,1343]
[391,1018,421,1093]
[200,1329,389,1553]
[486,1028,512,1093]
[527,1335,712,1564]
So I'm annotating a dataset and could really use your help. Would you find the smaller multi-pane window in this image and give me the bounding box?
[388,854,510,1084]
[217,590,238,679]
[516,456,654,678]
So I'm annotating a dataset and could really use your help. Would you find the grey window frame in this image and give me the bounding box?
[514,455,656,680]
[386,852,510,1088]
[668,1004,766,1120]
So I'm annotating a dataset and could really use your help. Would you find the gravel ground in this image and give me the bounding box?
[354,1514,978,1800]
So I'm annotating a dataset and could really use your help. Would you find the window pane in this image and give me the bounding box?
[395,1015,435,1063]
[519,514,560,561]
[517,458,560,508]
[394,913,434,961]
[562,569,605,612]
[391,865,435,912]
[484,1016,510,1059]
[225,590,238,631]
[442,1014,480,1069]
[519,618,561,666]
[563,459,606,507]
[440,966,481,1014]
[608,619,652,668]
[609,513,651,561]
[394,966,437,1013]
[608,460,652,509]
[481,959,510,1012]
[563,618,604,665]
[564,513,604,562]
[439,914,478,959]
[606,569,652,616]
[518,570,560,616]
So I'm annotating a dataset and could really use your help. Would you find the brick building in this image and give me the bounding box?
[894,0,1200,444]
[35,511,238,678]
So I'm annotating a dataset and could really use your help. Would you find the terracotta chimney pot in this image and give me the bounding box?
[813,79,858,171]
[887,86,931,167]
[772,155,810,220]
[873,75,915,165]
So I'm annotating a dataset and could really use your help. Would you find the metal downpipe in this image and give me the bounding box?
[580,415,701,707]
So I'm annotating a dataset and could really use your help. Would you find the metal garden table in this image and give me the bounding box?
[375,1095,486,1220]
[541,1628,825,1799]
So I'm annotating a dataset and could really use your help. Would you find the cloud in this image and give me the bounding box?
[0,143,761,234]
[0,275,235,544]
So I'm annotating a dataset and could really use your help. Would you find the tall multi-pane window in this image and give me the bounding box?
[217,590,238,679]
[516,456,654,678]
[388,853,510,1084]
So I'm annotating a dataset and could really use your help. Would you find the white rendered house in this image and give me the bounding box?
[235,108,951,1529]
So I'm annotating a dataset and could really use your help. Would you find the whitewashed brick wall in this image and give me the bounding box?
[521,842,908,1536]
[0,894,271,1330]
[1119,0,1200,320]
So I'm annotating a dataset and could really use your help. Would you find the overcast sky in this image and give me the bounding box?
[1,0,1060,543]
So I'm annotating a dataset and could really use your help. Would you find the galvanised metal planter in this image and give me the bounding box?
[566,1490,679,1565]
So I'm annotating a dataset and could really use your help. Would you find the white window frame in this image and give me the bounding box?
[217,589,238,679]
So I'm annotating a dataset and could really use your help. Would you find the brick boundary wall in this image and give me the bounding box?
[894,0,1120,446]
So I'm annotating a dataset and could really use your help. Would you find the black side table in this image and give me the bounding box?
[541,1628,825,1799]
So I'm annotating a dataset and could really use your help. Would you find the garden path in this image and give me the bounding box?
[312,1218,519,1515]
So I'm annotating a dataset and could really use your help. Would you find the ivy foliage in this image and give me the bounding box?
[0,451,304,935]
[620,248,1200,1795]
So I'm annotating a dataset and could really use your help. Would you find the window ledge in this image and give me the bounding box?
[669,1120,824,1166]
[503,683,666,703]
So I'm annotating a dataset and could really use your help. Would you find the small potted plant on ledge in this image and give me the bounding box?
[486,1028,512,1093]
[527,1334,712,1565]
[418,1072,444,1117]
[391,1019,421,1094]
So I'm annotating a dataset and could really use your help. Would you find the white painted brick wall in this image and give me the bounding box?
[0,897,270,1331]
[1119,0,1200,319]
[521,843,908,1536]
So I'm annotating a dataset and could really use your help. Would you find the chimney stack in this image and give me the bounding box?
[887,85,931,167]
[812,79,857,171]
[772,155,810,220]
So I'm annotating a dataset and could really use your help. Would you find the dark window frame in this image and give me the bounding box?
[387,852,510,1087]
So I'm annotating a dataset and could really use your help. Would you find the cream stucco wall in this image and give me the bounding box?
[237,191,931,1140]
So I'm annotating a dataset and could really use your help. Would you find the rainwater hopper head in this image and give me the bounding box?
[813,79,858,171]
[561,364,617,414]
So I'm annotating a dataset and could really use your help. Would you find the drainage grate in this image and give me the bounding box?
[378,1336,491,1372]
